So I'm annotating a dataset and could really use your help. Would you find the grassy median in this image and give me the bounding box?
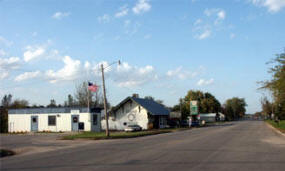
[266,120,285,133]
[62,128,188,140]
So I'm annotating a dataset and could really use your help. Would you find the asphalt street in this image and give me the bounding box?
[1,121,285,171]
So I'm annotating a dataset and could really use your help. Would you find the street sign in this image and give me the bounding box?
[190,100,198,115]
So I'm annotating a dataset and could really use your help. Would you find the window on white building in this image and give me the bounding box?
[48,115,56,126]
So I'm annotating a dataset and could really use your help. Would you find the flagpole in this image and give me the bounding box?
[87,82,90,113]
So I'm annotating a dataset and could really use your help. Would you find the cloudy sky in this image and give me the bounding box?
[1,0,285,113]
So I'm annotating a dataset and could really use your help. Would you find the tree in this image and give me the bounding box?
[47,99,57,107]
[1,94,12,108]
[174,90,221,120]
[259,49,285,119]
[74,81,104,108]
[260,97,273,118]
[11,99,29,109]
[224,97,247,120]
[64,94,76,107]
[0,94,12,133]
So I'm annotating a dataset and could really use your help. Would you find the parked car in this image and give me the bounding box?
[124,125,142,132]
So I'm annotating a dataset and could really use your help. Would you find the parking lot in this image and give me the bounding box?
[0,132,93,156]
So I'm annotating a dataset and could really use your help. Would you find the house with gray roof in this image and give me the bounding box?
[101,94,170,130]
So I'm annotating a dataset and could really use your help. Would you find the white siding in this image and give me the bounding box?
[8,112,101,132]
[101,100,149,130]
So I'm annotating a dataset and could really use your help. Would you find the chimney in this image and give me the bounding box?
[132,94,139,98]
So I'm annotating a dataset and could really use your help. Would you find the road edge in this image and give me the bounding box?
[265,121,285,137]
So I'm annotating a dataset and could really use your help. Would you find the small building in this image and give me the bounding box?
[8,107,102,132]
[101,94,170,130]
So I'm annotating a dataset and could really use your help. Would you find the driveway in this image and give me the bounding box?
[1,121,285,171]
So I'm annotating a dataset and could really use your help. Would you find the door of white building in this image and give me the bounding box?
[31,116,38,132]
[71,115,79,131]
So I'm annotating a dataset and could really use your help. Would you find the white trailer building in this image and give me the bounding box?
[8,107,102,132]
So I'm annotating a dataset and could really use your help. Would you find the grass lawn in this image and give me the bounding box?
[62,128,188,140]
[266,120,285,133]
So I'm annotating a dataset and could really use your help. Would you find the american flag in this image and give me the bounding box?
[88,82,98,92]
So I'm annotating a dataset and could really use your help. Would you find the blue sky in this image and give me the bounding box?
[1,0,285,113]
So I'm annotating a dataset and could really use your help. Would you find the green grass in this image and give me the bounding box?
[266,120,285,133]
[62,128,188,140]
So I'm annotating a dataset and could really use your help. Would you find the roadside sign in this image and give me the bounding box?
[190,101,198,115]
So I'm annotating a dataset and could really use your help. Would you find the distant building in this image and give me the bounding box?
[8,107,102,132]
[101,94,170,130]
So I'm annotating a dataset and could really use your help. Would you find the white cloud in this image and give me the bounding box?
[0,57,21,80]
[217,10,226,20]
[193,8,226,40]
[166,66,200,80]
[52,12,70,19]
[194,19,202,26]
[0,71,9,80]
[23,46,46,62]
[197,78,214,86]
[251,0,285,12]
[113,62,157,88]
[197,30,211,40]
[0,36,13,47]
[45,56,82,83]
[115,5,129,18]
[97,14,110,23]
[14,71,41,82]
[133,0,151,14]
[0,49,6,57]
[0,57,21,70]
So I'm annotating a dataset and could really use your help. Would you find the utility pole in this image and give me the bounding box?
[101,64,109,137]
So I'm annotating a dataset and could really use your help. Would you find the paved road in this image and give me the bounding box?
[1,121,285,171]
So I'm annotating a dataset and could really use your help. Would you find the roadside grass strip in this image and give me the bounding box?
[62,128,188,140]
[266,120,285,133]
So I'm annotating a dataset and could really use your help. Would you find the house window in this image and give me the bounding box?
[93,114,97,125]
[139,106,141,113]
[32,117,37,123]
[48,116,56,126]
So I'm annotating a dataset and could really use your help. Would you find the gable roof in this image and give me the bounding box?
[113,96,169,116]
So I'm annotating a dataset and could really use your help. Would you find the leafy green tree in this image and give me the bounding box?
[260,97,273,118]
[174,90,221,120]
[260,49,285,119]
[224,97,247,120]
